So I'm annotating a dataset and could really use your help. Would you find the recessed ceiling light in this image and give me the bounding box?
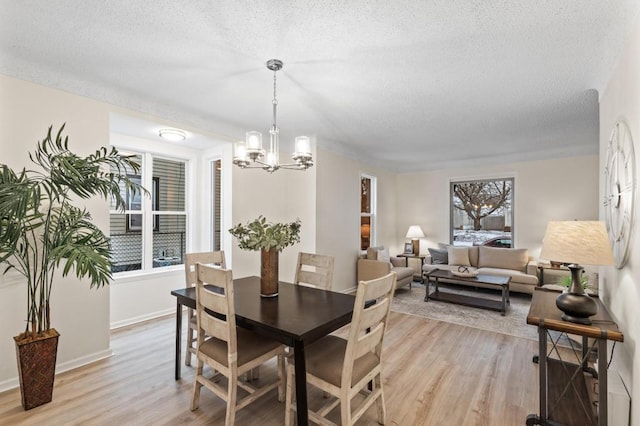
[159,128,187,141]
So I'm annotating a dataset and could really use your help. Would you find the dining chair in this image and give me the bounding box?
[184,251,226,366]
[294,252,335,290]
[191,263,285,424]
[284,271,396,425]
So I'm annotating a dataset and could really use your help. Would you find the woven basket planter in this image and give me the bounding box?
[14,328,59,410]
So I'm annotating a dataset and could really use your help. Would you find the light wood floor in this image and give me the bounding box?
[0,309,540,425]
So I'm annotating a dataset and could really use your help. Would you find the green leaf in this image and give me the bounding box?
[228,216,301,252]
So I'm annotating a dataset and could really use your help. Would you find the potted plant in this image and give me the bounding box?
[0,124,142,410]
[228,216,301,297]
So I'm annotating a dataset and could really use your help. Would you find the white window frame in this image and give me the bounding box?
[109,150,189,276]
[360,173,377,252]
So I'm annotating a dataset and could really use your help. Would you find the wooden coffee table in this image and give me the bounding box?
[425,269,511,315]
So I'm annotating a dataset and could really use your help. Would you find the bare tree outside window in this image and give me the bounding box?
[450,178,514,247]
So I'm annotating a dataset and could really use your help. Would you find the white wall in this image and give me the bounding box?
[315,148,398,293]
[599,14,640,424]
[230,140,317,284]
[0,75,113,390]
[395,156,599,256]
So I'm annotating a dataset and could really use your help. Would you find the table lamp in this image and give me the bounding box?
[540,221,614,325]
[406,225,425,255]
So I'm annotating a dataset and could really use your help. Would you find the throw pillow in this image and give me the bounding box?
[478,246,528,271]
[377,248,391,263]
[428,248,449,265]
[447,246,471,266]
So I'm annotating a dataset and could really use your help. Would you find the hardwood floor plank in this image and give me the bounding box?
[0,311,539,425]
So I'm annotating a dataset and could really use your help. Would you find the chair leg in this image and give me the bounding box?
[284,363,295,426]
[185,314,194,366]
[226,373,238,426]
[277,353,285,402]
[340,388,352,426]
[375,374,386,425]
[190,358,204,411]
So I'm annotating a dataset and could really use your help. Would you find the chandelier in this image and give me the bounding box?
[233,59,314,172]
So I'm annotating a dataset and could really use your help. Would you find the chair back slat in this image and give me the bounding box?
[294,252,335,290]
[195,263,236,351]
[356,298,389,332]
[353,322,385,359]
[199,309,230,342]
[361,274,393,301]
[185,251,226,287]
[342,272,396,388]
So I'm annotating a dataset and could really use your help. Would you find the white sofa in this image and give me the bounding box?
[422,245,539,294]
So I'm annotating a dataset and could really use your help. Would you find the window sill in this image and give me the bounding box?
[113,265,183,285]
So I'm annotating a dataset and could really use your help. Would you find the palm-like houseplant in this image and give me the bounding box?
[0,124,142,409]
[229,216,301,297]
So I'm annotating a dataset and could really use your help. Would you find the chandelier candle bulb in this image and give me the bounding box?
[234,142,247,159]
[246,131,262,151]
[294,136,311,156]
[266,151,278,167]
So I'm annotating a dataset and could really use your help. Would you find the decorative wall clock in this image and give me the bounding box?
[603,120,636,269]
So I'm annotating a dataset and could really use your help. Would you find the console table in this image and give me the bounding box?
[526,288,623,426]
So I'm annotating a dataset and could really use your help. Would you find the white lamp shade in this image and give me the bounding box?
[406,225,425,239]
[540,221,614,266]
[234,141,247,160]
[294,136,311,155]
[246,131,263,151]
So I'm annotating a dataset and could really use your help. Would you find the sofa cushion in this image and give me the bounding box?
[478,246,528,272]
[392,266,415,282]
[447,246,471,266]
[390,257,405,267]
[366,246,384,260]
[468,246,479,267]
[476,267,539,285]
[428,248,448,264]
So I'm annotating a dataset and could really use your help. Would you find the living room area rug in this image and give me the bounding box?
[391,283,542,342]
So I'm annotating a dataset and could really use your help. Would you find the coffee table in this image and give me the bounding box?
[425,269,511,315]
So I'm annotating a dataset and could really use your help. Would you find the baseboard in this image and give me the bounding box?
[0,348,114,393]
[110,307,175,330]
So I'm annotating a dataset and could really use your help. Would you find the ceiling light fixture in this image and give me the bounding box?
[159,128,187,142]
[233,59,313,172]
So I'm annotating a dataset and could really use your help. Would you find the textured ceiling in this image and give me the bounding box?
[1,1,639,171]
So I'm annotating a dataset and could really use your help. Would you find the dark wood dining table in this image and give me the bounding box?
[170,276,359,426]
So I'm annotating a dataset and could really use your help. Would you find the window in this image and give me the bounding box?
[110,153,188,273]
[450,178,513,247]
[360,175,377,251]
[211,159,222,251]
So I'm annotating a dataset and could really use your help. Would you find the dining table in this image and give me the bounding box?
[170,276,359,426]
